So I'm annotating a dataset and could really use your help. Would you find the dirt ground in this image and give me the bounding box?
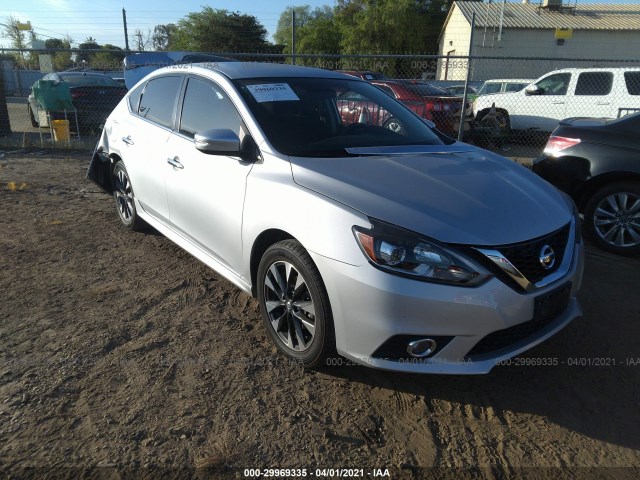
[0,150,639,480]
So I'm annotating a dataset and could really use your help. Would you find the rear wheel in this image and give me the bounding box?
[584,182,640,255]
[257,240,336,368]
[112,161,146,231]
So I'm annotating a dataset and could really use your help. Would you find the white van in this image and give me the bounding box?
[473,67,640,132]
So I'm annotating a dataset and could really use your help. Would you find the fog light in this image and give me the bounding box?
[407,338,437,358]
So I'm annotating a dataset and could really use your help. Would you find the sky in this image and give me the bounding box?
[0,0,332,49]
[2,0,638,50]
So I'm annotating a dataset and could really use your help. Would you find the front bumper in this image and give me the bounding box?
[311,239,584,374]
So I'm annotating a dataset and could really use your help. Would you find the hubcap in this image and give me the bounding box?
[114,169,134,221]
[593,192,640,248]
[263,261,316,352]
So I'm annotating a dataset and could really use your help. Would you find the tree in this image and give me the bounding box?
[2,15,30,67]
[170,7,270,52]
[91,45,125,70]
[133,29,151,51]
[76,37,100,64]
[152,24,176,51]
[274,6,339,55]
[333,0,451,75]
[44,37,73,70]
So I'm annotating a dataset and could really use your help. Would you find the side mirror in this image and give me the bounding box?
[525,85,541,96]
[422,118,436,129]
[194,128,240,154]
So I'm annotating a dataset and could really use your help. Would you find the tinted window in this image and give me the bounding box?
[60,74,121,87]
[624,72,640,95]
[138,76,182,128]
[179,77,242,138]
[536,73,571,95]
[128,82,145,112]
[575,72,613,95]
[505,82,528,92]
[479,83,502,95]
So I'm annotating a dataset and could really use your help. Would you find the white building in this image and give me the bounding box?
[437,1,640,81]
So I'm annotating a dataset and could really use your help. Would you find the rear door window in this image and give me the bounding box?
[138,75,182,128]
[624,72,640,95]
[575,72,613,95]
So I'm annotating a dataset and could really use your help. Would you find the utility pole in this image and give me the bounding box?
[122,8,130,52]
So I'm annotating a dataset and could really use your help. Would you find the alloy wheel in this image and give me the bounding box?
[262,260,316,352]
[114,169,134,222]
[593,191,640,248]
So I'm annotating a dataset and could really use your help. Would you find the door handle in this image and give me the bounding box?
[552,101,565,105]
[167,157,184,169]
[596,102,610,105]
[122,135,134,145]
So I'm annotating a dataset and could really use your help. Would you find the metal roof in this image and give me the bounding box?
[455,2,640,30]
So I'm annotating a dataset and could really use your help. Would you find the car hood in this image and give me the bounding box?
[290,145,571,246]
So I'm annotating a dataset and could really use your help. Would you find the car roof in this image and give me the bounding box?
[483,79,535,83]
[199,62,350,80]
[59,71,113,78]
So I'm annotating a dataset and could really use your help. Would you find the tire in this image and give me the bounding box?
[257,240,336,368]
[112,161,146,231]
[383,117,406,135]
[584,181,640,255]
[28,105,38,127]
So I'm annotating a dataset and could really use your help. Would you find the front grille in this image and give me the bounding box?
[498,223,570,284]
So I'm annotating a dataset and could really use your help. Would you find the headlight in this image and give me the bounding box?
[353,219,492,287]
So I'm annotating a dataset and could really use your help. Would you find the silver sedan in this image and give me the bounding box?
[88,62,584,374]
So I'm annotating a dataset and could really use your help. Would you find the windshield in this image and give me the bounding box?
[233,77,449,157]
[60,74,121,87]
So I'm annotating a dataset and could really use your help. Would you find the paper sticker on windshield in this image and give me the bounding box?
[247,83,300,103]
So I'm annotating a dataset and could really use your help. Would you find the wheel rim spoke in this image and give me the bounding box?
[263,260,316,353]
[293,310,315,336]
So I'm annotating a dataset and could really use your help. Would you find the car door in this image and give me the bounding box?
[519,72,572,130]
[164,75,254,273]
[565,71,615,119]
[119,75,183,224]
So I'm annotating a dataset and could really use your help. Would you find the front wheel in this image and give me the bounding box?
[257,240,336,368]
[112,161,146,231]
[584,182,640,255]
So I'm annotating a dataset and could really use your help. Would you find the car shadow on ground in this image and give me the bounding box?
[318,242,640,451]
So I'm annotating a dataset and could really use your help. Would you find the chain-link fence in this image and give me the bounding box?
[1,49,639,157]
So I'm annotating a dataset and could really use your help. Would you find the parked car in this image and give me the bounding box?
[533,113,640,255]
[28,71,128,134]
[371,80,473,137]
[474,67,640,133]
[88,62,583,374]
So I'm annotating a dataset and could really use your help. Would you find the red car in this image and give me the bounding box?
[372,80,473,137]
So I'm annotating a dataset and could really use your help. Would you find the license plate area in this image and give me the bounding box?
[534,282,571,324]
